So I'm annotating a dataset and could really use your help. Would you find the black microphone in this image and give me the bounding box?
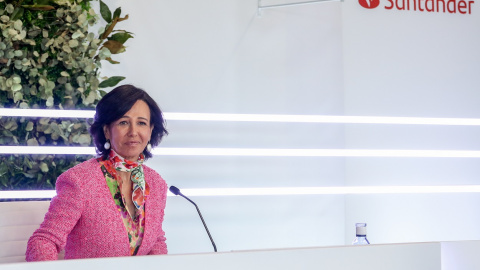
[169,186,217,252]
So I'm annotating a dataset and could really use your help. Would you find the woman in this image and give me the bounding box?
[26,85,169,260]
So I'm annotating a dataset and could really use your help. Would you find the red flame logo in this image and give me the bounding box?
[359,0,380,9]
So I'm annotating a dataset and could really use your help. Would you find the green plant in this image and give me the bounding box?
[0,0,132,189]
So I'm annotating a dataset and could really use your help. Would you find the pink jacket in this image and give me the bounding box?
[26,158,168,261]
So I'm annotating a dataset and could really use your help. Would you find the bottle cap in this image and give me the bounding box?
[355,223,367,236]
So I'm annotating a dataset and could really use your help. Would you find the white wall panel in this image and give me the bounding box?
[343,1,480,245]
[54,0,480,254]
[165,195,345,254]
[346,194,480,244]
[99,0,346,254]
[342,1,480,118]
[104,0,344,115]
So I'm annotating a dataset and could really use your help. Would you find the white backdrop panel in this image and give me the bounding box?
[346,194,480,245]
[165,195,345,254]
[342,0,480,118]
[98,0,346,254]
[343,0,480,245]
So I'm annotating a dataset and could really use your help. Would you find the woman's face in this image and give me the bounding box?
[104,100,154,161]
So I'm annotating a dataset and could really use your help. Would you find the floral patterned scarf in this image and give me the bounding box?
[98,150,150,255]
[109,150,147,209]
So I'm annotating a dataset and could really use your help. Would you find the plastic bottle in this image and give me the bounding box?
[352,223,370,245]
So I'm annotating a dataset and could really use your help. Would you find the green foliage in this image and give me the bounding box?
[0,154,90,189]
[98,0,110,23]
[99,75,124,88]
[0,0,133,190]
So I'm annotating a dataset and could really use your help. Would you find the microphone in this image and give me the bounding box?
[169,186,217,252]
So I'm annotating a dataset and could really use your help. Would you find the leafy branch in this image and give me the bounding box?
[0,0,132,189]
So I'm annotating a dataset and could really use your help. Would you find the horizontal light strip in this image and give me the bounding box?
[0,190,56,200]
[158,148,480,158]
[0,146,95,155]
[1,108,480,126]
[3,185,480,199]
[0,108,95,118]
[1,146,480,157]
[164,113,480,126]
[178,186,480,196]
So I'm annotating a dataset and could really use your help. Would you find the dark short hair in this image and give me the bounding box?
[89,84,168,160]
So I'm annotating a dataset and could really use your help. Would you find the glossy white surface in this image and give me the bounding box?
[1,242,442,270]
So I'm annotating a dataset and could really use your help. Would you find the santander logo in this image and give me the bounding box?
[358,0,475,14]
[359,0,381,9]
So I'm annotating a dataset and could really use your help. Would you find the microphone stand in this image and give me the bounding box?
[173,188,217,252]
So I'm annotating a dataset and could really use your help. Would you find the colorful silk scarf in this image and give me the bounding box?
[108,150,147,209]
[98,150,150,255]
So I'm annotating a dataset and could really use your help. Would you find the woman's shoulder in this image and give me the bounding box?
[58,158,101,182]
[65,157,99,172]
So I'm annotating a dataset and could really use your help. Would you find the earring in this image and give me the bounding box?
[104,140,111,150]
[146,142,152,152]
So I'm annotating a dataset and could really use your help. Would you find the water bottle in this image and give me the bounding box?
[352,223,370,245]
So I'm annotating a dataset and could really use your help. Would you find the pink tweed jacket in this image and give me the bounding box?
[25,158,168,261]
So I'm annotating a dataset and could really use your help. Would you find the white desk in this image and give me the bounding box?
[1,242,441,270]
[441,240,480,270]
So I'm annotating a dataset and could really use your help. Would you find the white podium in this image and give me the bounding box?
[3,240,480,270]
[1,242,442,270]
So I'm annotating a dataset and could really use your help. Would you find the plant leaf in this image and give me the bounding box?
[108,31,133,44]
[99,0,112,23]
[39,162,49,173]
[113,7,121,20]
[99,76,125,88]
[11,7,24,21]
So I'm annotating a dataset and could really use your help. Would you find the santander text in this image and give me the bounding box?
[385,0,474,14]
